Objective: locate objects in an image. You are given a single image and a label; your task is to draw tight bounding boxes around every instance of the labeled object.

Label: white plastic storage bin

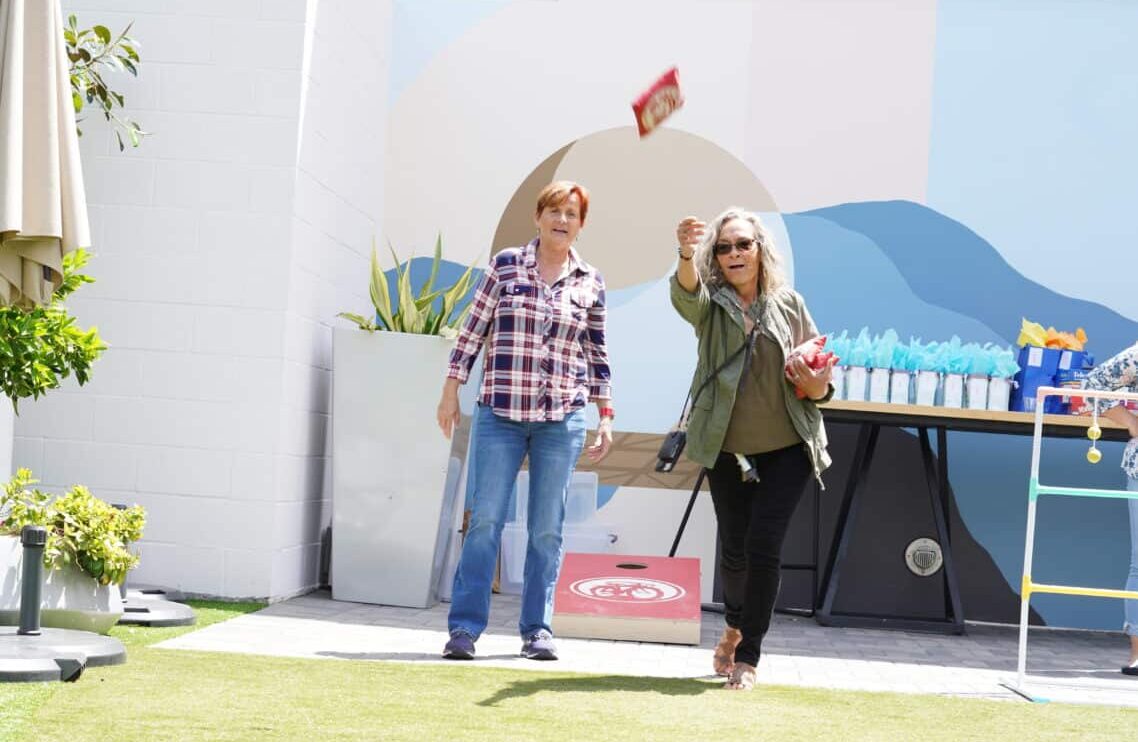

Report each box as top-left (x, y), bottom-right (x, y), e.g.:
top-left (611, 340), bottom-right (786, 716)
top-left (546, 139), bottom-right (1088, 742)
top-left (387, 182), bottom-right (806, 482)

top-left (499, 521), bottom-right (615, 595)
top-left (514, 471), bottom-right (598, 525)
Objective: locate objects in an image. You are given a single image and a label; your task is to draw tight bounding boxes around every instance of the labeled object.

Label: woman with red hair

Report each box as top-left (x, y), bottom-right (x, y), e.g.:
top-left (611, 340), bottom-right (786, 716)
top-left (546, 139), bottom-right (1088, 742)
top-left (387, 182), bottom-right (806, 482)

top-left (437, 181), bottom-right (614, 662)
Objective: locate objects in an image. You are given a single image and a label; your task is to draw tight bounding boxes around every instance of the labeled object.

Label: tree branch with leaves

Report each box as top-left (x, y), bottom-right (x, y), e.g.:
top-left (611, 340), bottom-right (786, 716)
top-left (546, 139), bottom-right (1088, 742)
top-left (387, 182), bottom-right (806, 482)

top-left (64, 14), bottom-right (147, 151)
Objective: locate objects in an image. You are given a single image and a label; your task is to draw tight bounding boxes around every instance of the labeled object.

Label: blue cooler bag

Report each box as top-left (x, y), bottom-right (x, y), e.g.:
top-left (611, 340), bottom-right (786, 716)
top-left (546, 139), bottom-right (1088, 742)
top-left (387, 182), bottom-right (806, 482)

top-left (1010, 345), bottom-right (1061, 412)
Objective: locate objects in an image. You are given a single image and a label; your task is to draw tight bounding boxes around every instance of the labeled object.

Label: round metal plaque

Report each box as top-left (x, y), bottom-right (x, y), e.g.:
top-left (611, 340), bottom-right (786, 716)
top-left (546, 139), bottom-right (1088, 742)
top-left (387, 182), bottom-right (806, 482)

top-left (904, 537), bottom-right (943, 577)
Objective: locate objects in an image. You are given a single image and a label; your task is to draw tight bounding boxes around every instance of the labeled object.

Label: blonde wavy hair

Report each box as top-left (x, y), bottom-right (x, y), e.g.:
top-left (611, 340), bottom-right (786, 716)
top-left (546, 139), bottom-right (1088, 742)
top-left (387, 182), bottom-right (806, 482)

top-left (695, 207), bottom-right (787, 297)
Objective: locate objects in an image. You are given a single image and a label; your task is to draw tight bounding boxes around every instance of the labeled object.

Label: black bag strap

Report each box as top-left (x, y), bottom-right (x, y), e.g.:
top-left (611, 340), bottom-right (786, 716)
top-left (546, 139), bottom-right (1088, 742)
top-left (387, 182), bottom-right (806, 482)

top-left (675, 322), bottom-right (760, 431)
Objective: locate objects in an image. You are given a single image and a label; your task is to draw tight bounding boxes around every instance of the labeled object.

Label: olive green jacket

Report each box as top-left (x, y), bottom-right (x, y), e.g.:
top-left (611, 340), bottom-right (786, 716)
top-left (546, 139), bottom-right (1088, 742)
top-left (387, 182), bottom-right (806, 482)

top-left (670, 274), bottom-right (833, 485)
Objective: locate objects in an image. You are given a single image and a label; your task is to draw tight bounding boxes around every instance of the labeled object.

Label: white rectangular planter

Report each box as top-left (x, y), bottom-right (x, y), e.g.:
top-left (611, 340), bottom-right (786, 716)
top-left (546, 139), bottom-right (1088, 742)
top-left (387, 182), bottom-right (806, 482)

top-left (331, 329), bottom-right (463, 609)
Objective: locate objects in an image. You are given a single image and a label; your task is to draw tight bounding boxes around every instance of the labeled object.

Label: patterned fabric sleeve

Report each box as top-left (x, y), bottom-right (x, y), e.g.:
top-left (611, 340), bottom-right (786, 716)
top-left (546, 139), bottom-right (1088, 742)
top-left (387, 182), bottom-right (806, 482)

top-left (1083, 341), bottom-right (1138, 414)
top-left (445, 265), bottom-right (499, 383)
top-left (583, 274), bottom-right (612, 400)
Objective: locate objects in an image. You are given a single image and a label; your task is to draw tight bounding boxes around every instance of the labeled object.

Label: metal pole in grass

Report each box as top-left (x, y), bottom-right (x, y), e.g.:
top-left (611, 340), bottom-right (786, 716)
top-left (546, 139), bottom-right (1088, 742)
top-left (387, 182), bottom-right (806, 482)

top-left (17, 526), bottom-right (47, 635)
top-left (1014, 397), bottom-right (1047, 689)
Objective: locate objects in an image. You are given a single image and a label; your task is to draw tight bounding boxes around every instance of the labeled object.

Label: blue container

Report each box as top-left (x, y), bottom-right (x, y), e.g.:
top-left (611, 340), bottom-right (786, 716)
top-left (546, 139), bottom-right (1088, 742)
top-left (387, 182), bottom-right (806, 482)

top-left (1043, 350), bottom-right (1094, 413)
top-left (1010, 345), bottom-right (1061, 412)
top-left (1054, 367), bottom-right (1091, 415)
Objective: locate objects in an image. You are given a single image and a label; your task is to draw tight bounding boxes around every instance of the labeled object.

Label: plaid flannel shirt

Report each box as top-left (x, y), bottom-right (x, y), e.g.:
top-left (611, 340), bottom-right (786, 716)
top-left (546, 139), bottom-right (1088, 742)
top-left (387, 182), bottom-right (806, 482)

top-left (446, 240), bottom-right (612, 422)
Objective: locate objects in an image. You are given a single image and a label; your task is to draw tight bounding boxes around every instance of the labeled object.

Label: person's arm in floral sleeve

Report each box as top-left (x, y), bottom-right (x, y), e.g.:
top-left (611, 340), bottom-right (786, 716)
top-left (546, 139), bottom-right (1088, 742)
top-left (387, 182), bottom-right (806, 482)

top-left (1084, 342), bottom-right (1138, 436)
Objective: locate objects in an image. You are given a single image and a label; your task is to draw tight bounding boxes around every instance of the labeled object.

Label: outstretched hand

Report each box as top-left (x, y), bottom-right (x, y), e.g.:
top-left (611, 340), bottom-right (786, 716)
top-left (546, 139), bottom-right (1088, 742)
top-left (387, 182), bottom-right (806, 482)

top-left (436, 388), bottom-right (461, 439)
top-left (587, 419), bottom-right (613, 462)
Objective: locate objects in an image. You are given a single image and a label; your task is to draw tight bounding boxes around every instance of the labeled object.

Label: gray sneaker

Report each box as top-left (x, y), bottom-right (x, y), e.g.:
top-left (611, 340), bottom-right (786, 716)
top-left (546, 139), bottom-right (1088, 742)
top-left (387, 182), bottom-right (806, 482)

top-left (443, 631), bottom-right (475, 660)
top-left (521, 629), bottom-right (558, 661)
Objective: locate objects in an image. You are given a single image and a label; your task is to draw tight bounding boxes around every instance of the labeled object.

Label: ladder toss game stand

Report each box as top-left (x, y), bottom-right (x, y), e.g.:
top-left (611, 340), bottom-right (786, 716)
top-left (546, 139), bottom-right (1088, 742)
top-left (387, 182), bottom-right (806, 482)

top-left (1005, 386), bottom-right (1138, 702)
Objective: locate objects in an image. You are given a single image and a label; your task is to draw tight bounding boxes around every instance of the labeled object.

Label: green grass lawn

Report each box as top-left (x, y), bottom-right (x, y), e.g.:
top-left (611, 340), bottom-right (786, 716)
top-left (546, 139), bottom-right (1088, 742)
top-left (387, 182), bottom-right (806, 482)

top-left (4, 602), bottom-right (1138, 741)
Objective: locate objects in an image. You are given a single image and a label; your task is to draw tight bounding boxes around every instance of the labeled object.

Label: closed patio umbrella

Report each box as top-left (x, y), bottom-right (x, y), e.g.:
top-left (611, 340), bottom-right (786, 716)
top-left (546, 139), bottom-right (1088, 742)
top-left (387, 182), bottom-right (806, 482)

top-left (0, 0), bottom-right (89, 308)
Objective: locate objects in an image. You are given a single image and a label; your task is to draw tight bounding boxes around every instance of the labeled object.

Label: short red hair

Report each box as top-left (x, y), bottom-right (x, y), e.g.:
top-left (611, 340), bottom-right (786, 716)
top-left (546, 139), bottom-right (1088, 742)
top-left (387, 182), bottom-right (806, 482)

top-left (535, 181), bottom-right (589, 225)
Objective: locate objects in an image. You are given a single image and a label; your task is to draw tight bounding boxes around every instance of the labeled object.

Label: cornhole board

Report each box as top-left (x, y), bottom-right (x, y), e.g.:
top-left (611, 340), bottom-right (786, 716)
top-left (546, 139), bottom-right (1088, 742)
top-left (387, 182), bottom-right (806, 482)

top-left (552, 554), bottom-right (701, 645)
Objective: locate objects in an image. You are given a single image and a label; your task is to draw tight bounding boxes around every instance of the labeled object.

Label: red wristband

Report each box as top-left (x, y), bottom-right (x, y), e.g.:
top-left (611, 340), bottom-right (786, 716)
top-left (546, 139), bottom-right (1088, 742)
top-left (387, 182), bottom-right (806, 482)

top-left (598, 406), bottom-right (615, 420)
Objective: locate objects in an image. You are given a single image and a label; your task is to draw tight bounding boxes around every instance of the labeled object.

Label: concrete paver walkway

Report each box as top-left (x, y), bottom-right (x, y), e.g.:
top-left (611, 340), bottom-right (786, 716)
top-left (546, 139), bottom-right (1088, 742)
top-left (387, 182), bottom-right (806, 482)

top-left (158, 589), bottom-right (1138, 707)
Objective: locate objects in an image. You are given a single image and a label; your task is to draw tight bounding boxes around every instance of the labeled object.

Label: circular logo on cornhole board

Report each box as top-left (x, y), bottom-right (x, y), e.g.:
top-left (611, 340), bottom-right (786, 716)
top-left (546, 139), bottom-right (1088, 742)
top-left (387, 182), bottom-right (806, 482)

top-left (569, 577), bottom-right (685, 604)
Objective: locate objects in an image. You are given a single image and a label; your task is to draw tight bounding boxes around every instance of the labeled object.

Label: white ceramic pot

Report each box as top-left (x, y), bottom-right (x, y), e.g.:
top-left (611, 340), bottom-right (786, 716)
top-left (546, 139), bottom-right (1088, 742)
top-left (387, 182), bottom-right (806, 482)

top-left (830, 366), bottom-right (846, 401)
top-left (889, 370), bottom-right (912, 405)
top-left (915, 370), bottom-right (940, 406)
top-left (868, 368), bottom-right (891, 403)
top-left (966, 374), bottom-right (990, 410)
top-left (942, 373), bottom-right (965, 408)
top-left (0, 535), bottom-right (124, 634)
top-left (845, 366), bottom-right (868, 402)
top-left (988, 377), bottom-right (1013, 411)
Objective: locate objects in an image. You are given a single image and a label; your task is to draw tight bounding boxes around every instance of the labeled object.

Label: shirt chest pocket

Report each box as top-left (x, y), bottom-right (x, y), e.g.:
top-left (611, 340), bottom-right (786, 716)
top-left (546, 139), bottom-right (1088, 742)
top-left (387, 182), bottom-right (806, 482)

top-left (496, 282), bottom-right (541, 332)
top-left (498, 281), bottom-right (538, 308)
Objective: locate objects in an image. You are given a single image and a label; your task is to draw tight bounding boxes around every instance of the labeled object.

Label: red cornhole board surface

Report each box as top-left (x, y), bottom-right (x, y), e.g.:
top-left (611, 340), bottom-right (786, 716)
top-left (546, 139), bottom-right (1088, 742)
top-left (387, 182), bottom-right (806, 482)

top-left (552, 553), bottom-right (701, 645)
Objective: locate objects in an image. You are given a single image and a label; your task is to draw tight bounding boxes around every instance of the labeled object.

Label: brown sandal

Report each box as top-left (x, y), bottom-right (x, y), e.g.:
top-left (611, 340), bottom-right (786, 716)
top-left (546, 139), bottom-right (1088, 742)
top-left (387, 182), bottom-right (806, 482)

top-left (712, 627), bottom-right (742, 676)
top-left (724, 661), bottom-right (756, 691)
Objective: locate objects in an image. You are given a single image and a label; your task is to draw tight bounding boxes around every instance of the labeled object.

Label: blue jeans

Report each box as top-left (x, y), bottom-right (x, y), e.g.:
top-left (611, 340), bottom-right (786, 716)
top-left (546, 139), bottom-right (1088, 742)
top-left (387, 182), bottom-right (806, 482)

top-left (1125, 477), bottom-right (1138, 637)
top-left (448, 403), bottom-right (587, 639)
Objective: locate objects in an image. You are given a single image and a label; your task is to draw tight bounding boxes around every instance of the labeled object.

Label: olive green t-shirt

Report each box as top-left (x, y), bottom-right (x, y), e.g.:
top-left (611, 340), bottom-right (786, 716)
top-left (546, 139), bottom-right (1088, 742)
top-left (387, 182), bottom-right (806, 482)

top-left (721, 333), bottom-right (803, 455)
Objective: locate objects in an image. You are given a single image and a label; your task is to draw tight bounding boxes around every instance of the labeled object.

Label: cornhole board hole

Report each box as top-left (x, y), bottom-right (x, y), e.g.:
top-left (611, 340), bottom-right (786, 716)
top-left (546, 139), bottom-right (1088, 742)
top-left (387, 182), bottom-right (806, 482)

top-left (552, 554), bottom-right (701, 645)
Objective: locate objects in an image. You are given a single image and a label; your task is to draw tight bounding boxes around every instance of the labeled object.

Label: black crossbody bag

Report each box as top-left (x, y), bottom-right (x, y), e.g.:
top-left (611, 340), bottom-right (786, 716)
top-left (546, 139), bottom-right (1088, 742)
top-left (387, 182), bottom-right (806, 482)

top-left (655, 324), bottom-right (760, 472)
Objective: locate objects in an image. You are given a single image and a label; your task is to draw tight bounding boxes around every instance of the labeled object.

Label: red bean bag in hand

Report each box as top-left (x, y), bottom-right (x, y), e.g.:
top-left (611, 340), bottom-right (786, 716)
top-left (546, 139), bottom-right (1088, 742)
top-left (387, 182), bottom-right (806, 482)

top-left (785, 335), bottom-right (839, 399)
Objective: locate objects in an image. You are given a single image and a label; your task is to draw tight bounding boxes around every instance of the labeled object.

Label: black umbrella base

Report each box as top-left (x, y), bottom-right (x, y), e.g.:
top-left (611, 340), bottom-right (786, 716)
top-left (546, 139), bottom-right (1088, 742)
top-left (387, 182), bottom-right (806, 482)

top-left (118, 597), bottom-right (196, 627)
top-left (0, 627), bottom-right (126, 682)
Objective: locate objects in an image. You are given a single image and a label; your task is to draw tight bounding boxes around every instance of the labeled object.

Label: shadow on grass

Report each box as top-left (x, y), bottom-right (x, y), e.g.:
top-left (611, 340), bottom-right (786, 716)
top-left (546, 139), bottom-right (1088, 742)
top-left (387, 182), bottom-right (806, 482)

top-left (477, 674), bottom-right (720, 706)
top-left (317, 651), bottom-right (556, 662)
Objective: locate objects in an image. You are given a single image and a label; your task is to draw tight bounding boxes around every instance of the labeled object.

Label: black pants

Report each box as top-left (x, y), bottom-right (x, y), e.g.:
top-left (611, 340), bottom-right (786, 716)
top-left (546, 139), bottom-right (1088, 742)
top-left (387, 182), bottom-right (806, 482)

top-left (707, 443), bottom-right (812, 668)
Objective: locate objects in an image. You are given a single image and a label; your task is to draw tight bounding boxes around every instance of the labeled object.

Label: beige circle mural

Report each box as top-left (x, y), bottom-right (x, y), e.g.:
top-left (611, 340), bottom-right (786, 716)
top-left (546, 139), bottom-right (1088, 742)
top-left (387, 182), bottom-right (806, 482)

top-left (493, 127), bottom-right (778, 290)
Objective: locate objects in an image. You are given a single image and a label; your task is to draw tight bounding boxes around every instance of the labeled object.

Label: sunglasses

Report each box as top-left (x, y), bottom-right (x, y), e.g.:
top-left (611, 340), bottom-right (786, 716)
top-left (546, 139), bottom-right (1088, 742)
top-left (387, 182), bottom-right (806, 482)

top-left (713, 238), bottom-right (758, 256)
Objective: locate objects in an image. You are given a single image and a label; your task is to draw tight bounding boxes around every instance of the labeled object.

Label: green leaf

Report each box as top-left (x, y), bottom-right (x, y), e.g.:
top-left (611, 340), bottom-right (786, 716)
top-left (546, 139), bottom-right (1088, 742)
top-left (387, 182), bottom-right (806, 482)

top-left (422, 233), bottom-right (442, 298)
top-left (336, 312), bottom-right (377, 332)
top-left (413, 288), bottom-right (445, 312)
top-left (93, 25), bottom-right (111, 45)
top-left (369, 243), bottom-right (395, 331)
top-left (397, 253), bottom-right (423, 334)
top-left (440, 258), bottom-right (479, 326)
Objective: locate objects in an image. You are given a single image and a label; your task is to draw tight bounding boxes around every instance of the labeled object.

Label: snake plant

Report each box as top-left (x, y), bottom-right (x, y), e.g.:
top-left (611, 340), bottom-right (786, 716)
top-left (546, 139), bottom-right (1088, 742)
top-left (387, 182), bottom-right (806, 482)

top-left (338, 235), bottom-right (479, 338)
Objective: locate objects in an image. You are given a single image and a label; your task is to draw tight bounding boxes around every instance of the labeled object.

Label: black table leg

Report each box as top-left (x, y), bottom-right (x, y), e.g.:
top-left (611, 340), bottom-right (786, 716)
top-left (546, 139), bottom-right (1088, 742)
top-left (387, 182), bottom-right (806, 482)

top-left (816, 424), bottom-right (965, 634)
top-left (918, 427), bottom-right (964, 633)
top-left (816, 423), bottom-right (879, 621)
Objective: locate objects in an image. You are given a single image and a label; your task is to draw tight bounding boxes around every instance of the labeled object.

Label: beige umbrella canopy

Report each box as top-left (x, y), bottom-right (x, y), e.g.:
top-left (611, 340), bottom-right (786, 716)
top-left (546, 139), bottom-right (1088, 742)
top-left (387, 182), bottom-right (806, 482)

top-left (0, 0), bottom-right (90, 308)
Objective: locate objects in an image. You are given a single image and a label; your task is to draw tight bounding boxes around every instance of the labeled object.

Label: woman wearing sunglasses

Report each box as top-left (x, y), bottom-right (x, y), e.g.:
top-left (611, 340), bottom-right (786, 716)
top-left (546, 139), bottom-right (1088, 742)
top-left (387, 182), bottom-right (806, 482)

top-left (672, 208), bottom-right (834, 690)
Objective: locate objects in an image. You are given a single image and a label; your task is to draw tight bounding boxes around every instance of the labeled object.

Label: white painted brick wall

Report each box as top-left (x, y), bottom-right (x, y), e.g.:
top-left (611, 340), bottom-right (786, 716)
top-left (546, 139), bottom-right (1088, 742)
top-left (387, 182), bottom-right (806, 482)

top-left (12, 0), bottom-right (394, 600)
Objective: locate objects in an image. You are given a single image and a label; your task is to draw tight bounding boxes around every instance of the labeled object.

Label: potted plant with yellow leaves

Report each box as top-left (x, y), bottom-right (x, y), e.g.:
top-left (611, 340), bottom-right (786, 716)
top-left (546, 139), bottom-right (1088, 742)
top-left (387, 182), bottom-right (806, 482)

top-left (332, 237), bottom-right (478, 608)
top-left (1, 469), bottom-right (145, 634)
